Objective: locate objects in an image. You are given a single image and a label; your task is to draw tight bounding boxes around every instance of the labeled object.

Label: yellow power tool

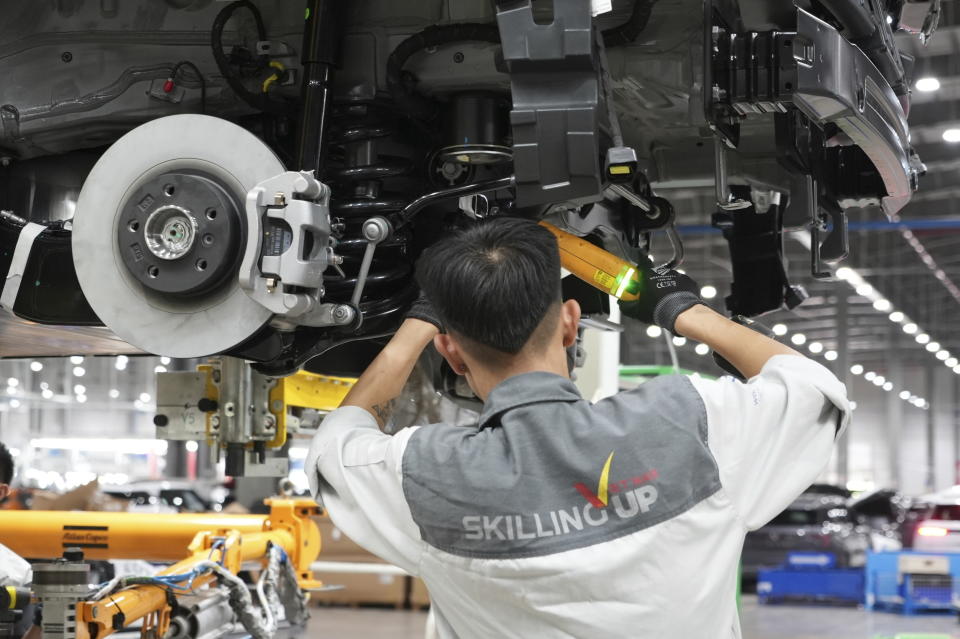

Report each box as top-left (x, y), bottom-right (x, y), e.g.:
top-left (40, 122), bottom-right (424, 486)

top-left (540, 221), bottom-right (642, 302)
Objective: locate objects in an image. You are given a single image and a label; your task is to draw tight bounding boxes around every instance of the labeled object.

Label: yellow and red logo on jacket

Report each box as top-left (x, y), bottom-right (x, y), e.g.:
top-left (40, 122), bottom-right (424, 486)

top-left (574, 452), bottom-right (659, 509)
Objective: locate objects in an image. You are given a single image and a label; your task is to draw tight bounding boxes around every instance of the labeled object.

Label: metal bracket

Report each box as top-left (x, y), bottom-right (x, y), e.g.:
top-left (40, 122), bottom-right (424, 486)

top-left (714, 138), bottom-right (751, 211)
top-left (811, 200), bottom-right (849, 279)
top-left (496, 0), bottom-right (604, 206)
top-left (154, 358), bottom-right (355, 477)
top-left (0, 222), bottom-right (45, 311)
top-left (240, 171), bottom-right (353, 327)
top-left (350, 217), bottom-right (392, 309)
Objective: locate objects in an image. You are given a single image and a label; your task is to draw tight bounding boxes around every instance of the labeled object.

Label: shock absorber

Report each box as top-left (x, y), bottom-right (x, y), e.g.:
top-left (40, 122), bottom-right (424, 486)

top-left (323, 100), bottom-right (421, 316)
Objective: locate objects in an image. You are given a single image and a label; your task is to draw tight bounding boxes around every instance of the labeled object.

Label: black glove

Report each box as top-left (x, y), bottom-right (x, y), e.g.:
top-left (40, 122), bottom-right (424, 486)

top-left (618, 262), bottom-right (704, 332)
top-left (406, 292), bottom-right (443, 331)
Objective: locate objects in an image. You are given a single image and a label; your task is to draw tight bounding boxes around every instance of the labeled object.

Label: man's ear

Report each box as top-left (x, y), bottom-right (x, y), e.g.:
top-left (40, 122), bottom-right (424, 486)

top-left (0, 485), bottom-right (9, 502)
top-left (434, 333), bottom-right (468, 375)
top-left (560, 299), bottom-right (581, 348)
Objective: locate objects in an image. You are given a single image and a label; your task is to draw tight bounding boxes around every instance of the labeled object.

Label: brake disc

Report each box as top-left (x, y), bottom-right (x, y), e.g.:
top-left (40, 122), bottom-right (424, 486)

top-left (73, 114), bottom-right (283, 358)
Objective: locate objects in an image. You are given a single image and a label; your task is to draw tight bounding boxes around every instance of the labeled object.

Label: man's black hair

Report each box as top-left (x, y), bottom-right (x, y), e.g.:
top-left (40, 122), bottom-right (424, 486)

top-left (0, 442), bottom-right (13, 486)
top-left (416, 217), bottom-right (561, 354)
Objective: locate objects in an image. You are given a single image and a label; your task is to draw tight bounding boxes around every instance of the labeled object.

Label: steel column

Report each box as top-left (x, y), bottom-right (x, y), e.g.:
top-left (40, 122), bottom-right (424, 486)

top-left (835, 292), bottom-right (849, 484)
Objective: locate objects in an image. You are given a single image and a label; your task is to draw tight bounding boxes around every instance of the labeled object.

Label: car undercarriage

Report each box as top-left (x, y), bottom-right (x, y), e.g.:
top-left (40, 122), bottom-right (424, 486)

top-left (0, 0), bottom-right (936, 371)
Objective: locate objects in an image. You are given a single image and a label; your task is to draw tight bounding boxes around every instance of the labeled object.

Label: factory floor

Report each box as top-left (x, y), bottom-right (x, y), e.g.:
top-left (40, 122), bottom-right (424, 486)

top-left (307, 596), bottom-right (960, 638)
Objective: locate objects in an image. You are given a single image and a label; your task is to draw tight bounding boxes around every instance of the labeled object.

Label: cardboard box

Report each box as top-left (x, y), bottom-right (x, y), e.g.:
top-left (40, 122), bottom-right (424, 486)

top-left (314, 516), bottom-right (368, 557)
top-left (311, 554), bottom-right (407, 607)
top-left (410, 576), bottom-right (431, 609)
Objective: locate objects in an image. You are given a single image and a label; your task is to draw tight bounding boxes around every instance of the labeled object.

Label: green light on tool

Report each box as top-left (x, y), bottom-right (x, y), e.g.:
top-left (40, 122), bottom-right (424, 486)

top-left (614, 267), bottom-right (635, 298)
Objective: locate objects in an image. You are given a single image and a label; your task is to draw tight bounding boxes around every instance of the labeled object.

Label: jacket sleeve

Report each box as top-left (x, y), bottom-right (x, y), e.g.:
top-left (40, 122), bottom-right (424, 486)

top-left (689, 355), bottom-right (851, 530)
top-left (305, 406), bottom-right (424, 575)
top-left (0, 543), bottom-right (32, 586)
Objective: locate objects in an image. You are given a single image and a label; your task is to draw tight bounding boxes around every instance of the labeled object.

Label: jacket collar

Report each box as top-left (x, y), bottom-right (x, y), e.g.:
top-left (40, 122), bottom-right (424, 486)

top-left (477, 371), bottom-right (583, 429)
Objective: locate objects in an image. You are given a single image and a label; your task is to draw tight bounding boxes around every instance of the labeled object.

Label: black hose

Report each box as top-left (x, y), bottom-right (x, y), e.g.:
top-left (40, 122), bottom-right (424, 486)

top-left (602, 0), bottom-right (658, 47)
top-left (210, 0), bottom-right (293, 116)
top-left (171, 61), bottom-right (206, 114)
top-left (386, 23), bottom-right (501, 122)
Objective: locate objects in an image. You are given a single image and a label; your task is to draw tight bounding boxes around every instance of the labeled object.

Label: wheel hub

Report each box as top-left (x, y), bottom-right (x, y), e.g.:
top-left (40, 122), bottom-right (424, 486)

top-left (118, 171), bottom-right (243, 297)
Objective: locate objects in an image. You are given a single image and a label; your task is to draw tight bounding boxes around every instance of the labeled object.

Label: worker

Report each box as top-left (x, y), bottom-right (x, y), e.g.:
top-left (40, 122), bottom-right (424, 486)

top-left (305, 217), bottom-right (849, 638)
top-left (0, 442), bottom-right (38, 639)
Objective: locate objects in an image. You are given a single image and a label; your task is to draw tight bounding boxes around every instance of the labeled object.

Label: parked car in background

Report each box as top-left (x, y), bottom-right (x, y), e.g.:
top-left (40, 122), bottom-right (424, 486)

top-left (847, 489), bottom-right (909, 547)
top-left (104, 480), bottom-right (212, 513)
top-left (901, 497), bottom-right (934, 549)
top-left (742, 493), bottom-right (871, 579)
top-left (911, 486), bottom-right (960, 552)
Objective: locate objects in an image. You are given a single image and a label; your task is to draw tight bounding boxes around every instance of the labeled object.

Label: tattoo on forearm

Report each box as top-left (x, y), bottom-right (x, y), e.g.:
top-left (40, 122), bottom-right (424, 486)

top-left (371, 400), bottom-right (396, 423)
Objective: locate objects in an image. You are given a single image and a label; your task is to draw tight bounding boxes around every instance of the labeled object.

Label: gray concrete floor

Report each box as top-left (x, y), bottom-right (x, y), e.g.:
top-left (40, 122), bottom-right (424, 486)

top-left (306, 596), bottom-right (960, 638)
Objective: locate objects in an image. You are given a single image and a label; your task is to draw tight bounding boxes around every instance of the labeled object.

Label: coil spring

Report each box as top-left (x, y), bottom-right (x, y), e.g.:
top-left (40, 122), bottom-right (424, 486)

top-left (323, 101), bottom-right (418, 310)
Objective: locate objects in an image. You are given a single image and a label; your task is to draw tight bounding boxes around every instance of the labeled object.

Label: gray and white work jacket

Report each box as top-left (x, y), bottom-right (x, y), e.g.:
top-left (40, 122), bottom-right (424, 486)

top-left (306, 355), bottom-right (850, 638)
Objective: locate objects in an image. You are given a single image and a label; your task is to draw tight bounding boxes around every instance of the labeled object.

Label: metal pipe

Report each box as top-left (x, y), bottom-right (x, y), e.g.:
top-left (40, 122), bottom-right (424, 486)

top-left (398, 176), bottom-right (515, 224)
top-left (0, 510), bottom-right (268, 561)
top-left (662, 224), bottom-right (684, 270)
top-left (607, 183), bottom-right (652, 213)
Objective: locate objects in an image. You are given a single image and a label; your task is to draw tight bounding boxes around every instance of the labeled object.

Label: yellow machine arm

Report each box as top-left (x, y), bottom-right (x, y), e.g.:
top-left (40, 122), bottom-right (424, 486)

top-left (156, 358), bottom-right (355, 476)
top-left (0, 499), bottom-right (322, 639)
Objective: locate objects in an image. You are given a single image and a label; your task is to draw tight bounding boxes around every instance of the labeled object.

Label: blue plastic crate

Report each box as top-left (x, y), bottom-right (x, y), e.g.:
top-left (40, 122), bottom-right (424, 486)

top-left (757, 567), bottom-right (864, 605)
top-left (865, 551), bottom-right (960, 615)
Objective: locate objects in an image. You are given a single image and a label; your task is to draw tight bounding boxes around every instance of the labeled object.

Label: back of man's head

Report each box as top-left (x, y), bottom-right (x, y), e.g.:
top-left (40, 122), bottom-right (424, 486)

top-left (416, 217), bottom-right (561, 356)
top-left (0, 442), bottom-right (13, 487)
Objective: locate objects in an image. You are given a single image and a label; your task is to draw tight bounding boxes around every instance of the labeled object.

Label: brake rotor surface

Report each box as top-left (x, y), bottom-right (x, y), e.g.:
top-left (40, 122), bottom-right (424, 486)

top-left (73, 115), bottom-right (283, 357)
